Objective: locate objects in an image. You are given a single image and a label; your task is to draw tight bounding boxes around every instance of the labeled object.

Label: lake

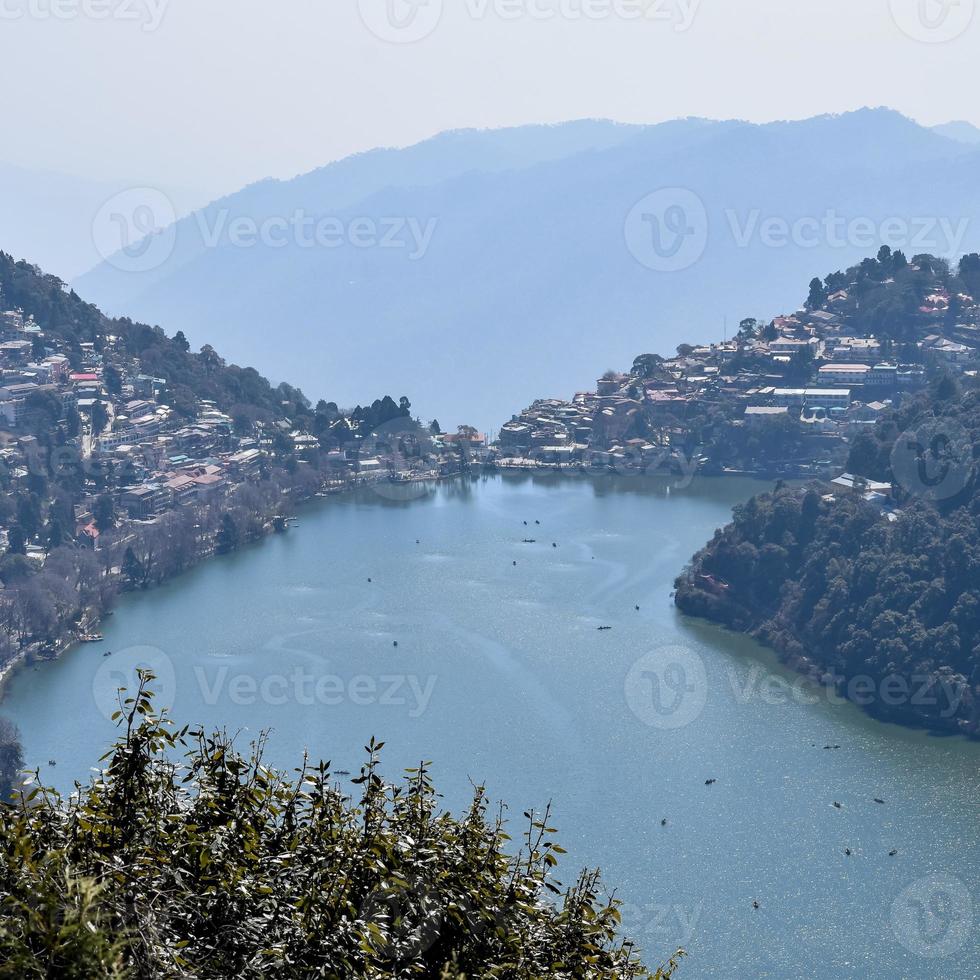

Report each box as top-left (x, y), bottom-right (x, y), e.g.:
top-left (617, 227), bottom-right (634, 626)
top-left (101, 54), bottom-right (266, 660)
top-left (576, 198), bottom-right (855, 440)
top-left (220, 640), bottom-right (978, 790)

top-left (2, 473), bottom-right (978, 978)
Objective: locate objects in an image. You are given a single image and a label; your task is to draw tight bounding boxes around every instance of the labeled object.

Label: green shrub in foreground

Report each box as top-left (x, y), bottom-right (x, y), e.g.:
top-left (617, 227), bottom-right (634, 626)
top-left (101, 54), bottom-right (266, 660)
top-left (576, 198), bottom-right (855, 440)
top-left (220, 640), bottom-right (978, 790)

top-left (0, 674), bottom-right (682, 979)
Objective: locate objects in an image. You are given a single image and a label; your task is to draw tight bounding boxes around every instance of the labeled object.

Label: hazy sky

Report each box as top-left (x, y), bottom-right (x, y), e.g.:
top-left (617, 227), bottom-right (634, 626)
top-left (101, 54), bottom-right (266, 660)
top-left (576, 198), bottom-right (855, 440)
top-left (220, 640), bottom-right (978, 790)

top-left (1, 0), bottom-right (977, 195)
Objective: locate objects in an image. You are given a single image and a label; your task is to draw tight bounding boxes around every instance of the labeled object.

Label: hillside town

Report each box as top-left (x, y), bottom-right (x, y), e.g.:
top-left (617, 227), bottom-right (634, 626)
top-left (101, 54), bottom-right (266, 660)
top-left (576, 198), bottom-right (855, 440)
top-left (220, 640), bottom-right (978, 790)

top-left (0, 261), bottom-right (490, 671)
top-left (0, 305), bottom-right (488, 560)
top-left (495, 250), bottom-right (976, 497)
top-left (2, 249), bottom-right (977, 671)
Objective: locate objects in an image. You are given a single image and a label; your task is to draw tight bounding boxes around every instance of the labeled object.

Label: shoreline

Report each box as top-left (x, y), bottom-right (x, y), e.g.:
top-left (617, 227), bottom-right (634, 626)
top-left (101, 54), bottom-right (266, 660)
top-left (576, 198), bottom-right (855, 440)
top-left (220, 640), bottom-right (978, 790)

top-left (4, 466), bottom-right (979, 747)
top-left (0, 465), bottom-right (777, 704)
top-left (490, 457), bottom-right (822, 482)
top-left (0, 629), bottom-right (81, 701)
top-left (675, 583), bottom-right (980, 741)
top-left (0, 469), bottom-right (472, 705)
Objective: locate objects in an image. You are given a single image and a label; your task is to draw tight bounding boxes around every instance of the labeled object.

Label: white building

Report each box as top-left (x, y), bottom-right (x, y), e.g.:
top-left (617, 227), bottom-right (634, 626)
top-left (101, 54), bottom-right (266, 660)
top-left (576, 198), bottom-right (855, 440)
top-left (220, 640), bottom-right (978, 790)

top-left (818, 364), bottom-right (870, 386)
top-left (772, 388), bottom-right (851, 409)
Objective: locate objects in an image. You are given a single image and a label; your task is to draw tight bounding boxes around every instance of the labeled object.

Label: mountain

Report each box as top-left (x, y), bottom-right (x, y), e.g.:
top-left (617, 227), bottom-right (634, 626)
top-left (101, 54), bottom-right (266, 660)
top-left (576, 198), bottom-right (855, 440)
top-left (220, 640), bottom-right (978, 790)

top-left (76, 110), bottom-right (980, 430)
top-left (932, 121), bottom-right (980, 145)
top-left (0, 162), bottom-right (211, 281)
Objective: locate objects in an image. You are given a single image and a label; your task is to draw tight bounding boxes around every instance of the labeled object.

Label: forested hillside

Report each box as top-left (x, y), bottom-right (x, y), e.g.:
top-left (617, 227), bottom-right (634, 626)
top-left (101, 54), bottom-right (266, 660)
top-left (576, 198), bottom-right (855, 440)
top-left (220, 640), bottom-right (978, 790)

top-left (676, 255), bottom-right (980, 734)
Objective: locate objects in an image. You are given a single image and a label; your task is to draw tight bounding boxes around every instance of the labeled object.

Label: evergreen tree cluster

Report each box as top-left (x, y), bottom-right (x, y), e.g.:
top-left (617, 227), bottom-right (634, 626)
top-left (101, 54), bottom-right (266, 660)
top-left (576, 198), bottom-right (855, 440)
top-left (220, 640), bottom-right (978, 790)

top-left (677, 383), bottom-right (980, 733)
top-left (0, 677), bottom-right (680, 980)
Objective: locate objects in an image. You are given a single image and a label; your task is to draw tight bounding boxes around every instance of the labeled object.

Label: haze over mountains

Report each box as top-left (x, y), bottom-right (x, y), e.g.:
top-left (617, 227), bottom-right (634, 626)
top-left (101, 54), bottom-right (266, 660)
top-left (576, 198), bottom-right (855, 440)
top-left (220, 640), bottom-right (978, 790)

top-left (74, 109), bottom-right (980, 429)
top-left (931, 121), bottom-right (980, 145)
top-left (0, 162), bottom-right (210, 282)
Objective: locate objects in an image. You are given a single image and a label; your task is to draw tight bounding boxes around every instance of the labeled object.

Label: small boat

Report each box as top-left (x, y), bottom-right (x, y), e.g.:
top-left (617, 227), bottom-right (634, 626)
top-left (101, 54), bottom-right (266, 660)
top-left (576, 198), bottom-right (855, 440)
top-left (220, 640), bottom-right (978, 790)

top-left (103, 651), bottom-right (113, 658)
top-left (705, 779), bottom-right (718, 786)
top-left (597, 626), bottom-right (613, 631)
top-left (80, 634), bottom-right (104, 643)
top-left (48, 760), bottom-right (57, 767)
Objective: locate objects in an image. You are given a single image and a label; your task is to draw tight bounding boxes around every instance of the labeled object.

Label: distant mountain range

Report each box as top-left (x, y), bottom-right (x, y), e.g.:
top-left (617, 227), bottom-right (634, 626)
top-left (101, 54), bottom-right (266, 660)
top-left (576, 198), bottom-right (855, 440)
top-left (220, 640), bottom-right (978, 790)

top-left (0, 162), bottom-right (211, 282)
top-left (74, 109), bottom-right (980, 429)
top-left (931, 121), bottom-right (980, 144)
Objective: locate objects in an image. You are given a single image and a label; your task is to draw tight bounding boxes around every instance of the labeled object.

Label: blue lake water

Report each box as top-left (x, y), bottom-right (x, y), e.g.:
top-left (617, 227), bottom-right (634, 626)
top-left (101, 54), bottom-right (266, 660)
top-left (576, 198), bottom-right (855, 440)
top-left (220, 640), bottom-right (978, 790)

top-left (3, 473), bottom-right (978, 978)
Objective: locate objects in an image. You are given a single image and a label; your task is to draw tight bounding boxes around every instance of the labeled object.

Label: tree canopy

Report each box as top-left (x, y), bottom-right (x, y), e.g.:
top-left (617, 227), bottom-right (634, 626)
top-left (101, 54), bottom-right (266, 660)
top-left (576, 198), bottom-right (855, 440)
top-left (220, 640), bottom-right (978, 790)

top-left (0, 676), bottom-right (681, 979)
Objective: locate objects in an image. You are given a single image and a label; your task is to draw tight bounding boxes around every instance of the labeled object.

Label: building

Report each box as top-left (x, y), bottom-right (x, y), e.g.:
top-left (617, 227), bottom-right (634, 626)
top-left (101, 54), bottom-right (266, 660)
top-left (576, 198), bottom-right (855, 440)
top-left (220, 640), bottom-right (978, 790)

top-left (0, 340), bottom-right (32, 364)
top-left (828, 338), bottom-right (881, 361)
top-left (928, 339), bottom-right (975, 368)
top-left (897, 366), bottom-right (926, 388)
top-left (42, 355), bottom-right (71, 382)
top-left (818, 364), bottom-right (870, 386)
top-left (133, 375), bottom-right (167, 399)
top-left (0, 399), bottom-right (24, 426)
top-left (498, 421), bottom-right (534, 453)
top-left (744, 406), bottom-right (790, 427)
top-left (831, 473), bottom-right (893, 497)
top-left (226, 448), bottom-right (264, 480)
top-left (120, 484), bottom-right (171, 519)
top-left (164, 474), bottom-right (199, 506)
top-left (866, 363), bottom-right (898, 387)
top-left (808, 310), bottom-right (841, 327)
top-left (772, 388), bottom-right (851, 409)
top-left (596, 373), bottom-right (629, 397)
top-left (769, 337), bottom-right (817, 354)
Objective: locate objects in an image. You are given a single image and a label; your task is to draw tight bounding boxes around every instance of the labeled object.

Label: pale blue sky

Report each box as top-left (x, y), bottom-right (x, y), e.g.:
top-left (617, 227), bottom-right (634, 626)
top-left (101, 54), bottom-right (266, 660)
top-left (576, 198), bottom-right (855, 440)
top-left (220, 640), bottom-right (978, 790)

top-left (1, 0), bottom-right (977, 194)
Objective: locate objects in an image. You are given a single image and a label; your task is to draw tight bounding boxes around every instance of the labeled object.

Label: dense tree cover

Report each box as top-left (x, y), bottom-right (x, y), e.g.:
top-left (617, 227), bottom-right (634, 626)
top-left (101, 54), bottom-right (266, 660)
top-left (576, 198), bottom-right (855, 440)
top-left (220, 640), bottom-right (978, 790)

top-left (815, 247), bottom-right (977, 348)
top-left (675, 252), bottom-right (980, 732)
top-left (677, 387), bottom-right (980, 734)
top-left (0, 720), bottom-right (23, 804)
top-left (677, 485), bottom-right (978, 732)
top-left (0, 677), bottom-right (681, 979)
